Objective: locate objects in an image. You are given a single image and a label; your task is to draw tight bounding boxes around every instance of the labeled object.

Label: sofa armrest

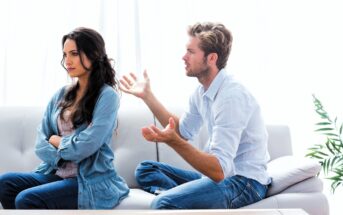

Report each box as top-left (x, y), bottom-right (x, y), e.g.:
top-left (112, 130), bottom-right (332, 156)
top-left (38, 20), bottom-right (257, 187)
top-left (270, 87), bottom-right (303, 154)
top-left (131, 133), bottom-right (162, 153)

top-left (280, 176), bottom-right (323, 194)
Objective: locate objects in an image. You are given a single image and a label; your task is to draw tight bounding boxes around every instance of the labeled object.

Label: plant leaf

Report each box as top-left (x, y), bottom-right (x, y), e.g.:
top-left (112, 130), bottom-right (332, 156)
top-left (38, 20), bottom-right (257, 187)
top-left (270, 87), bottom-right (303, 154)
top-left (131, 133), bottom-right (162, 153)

top-left (316, 122), bottom-right (332, 126)
top-left (307, 95), bottom-right (343, 193)
top-left (315, 128), bottom-right (334, 132)
top-left (323, 133), bottom-right (339, 137)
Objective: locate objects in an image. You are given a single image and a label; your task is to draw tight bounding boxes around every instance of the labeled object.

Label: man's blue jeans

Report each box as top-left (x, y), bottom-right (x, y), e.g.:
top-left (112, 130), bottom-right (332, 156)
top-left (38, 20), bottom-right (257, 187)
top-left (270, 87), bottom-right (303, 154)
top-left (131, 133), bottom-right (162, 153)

top-left (135, 160), bottom-right (268, 209)
top-left (0, 172), bottom-right (78, 209)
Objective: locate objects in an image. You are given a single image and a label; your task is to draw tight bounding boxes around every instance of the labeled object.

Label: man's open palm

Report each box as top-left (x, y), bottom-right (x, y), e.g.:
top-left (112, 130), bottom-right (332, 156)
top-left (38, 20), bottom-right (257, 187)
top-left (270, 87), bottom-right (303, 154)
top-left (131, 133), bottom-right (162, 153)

top-left (119, 70), bottom-right (151, 99)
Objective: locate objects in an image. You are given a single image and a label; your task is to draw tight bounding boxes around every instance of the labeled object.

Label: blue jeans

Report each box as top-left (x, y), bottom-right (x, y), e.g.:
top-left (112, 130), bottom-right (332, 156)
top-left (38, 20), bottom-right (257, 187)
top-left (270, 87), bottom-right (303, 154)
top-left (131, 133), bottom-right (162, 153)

top-left (0, 172), bottom-right (78, 209)
top-left (135, 160), bottom-right (268, 209)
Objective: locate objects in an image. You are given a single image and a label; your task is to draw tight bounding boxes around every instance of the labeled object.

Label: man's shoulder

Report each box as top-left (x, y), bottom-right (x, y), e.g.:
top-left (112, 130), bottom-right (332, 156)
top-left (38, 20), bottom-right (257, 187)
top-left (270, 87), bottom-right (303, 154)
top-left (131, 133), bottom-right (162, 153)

top-left (220, 77), bottom-right (251, 98)
top-left (216, 78), bottom-right (259, 110)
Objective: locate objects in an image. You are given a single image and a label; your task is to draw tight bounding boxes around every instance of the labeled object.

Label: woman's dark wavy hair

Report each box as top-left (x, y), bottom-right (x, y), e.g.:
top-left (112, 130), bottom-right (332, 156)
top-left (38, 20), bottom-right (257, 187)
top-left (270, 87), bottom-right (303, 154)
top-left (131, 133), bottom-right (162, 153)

top-left (60, 27), bottom-right (117, 128)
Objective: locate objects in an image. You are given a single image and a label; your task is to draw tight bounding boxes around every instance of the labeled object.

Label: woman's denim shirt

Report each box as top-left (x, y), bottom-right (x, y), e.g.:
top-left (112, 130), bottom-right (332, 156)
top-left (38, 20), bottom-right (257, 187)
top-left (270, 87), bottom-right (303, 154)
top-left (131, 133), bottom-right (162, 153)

top-left (34, 85), bottom-right (129, 209)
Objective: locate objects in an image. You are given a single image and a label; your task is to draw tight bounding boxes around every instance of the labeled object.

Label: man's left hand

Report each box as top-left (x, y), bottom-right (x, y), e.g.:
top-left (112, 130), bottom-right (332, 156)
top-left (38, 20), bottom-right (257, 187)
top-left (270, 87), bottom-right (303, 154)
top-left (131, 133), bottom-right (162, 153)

top-left (141, 117), bottom-right (181, 146)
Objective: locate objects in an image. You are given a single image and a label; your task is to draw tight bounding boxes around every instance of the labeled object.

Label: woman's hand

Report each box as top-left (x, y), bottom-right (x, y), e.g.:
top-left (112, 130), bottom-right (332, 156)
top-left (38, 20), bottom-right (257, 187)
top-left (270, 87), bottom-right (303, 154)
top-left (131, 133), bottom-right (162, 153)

top-left (119, 70), bottom-right (151, 100)
top-left (49, 135), bottom-right (62, 148)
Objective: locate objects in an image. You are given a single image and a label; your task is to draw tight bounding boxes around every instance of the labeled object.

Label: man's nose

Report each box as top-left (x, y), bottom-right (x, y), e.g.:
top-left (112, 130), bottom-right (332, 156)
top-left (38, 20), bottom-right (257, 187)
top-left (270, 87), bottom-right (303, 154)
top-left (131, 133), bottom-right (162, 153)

top-left (182, 54), bottom-right (187, 61)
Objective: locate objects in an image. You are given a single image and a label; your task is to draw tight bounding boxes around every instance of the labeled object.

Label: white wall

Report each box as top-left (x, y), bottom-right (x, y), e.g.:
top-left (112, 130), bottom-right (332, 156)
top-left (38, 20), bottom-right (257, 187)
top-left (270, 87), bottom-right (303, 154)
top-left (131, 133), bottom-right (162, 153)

top-left (1, 0), bottom-right (343, 157)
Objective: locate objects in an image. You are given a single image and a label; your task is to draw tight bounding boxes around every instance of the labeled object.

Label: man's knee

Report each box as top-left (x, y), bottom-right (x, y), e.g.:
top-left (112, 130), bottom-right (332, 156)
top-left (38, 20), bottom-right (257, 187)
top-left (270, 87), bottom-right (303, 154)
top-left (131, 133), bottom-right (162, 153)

top-left (135, 160), bottom-right (157, 184)
top-left (151, 195), bottom-right (178, 209)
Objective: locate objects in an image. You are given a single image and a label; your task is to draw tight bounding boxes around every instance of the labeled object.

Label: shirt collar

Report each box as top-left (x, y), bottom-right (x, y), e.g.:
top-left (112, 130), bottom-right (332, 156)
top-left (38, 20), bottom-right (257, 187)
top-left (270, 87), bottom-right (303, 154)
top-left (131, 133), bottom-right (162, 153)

top-left (202, 69), bottom-right (227, 101)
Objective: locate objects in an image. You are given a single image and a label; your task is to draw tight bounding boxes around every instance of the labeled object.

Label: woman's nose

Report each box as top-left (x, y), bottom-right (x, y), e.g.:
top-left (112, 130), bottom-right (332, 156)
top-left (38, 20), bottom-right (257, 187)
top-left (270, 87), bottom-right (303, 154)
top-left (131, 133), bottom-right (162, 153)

top-left (65, 56), bottom-right (72, 66)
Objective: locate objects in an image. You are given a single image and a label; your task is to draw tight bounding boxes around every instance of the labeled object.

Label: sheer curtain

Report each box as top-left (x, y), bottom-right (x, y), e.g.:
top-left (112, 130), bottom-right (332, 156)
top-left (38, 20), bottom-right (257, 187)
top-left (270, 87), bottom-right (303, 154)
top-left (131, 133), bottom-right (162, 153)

top-left (1, 0), bottom-right (343, 155)
top-left (1, 0), bottom-right (96, 105)
top-left (0, 0), bottom-right (135, 106)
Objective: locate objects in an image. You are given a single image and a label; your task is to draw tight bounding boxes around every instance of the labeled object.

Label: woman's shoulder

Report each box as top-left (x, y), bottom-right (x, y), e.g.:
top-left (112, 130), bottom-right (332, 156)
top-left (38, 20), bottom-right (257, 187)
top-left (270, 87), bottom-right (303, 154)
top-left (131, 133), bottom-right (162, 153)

top-left (98, 84), bottom-right (119, 103)
top-left (51, 85), bottom-right (67, 101)
top-left (100, 84), bottom-right (118, 95)
top-left (101, 84), bottom-right (116, 92)
top-left (100, 84), bottom-right (118, 96)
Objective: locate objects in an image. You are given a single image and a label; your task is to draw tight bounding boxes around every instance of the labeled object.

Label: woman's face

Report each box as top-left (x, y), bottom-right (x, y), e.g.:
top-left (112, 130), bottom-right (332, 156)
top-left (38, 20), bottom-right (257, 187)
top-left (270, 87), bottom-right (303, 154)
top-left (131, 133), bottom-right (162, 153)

top-left (63, 38), bottom-right (91, 79)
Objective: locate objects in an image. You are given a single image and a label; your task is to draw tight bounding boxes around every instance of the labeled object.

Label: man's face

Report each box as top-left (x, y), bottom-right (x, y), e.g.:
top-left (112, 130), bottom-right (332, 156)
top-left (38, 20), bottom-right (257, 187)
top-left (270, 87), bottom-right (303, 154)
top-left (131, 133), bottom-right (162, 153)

top-left (182, 36), bottom-right (210, 78)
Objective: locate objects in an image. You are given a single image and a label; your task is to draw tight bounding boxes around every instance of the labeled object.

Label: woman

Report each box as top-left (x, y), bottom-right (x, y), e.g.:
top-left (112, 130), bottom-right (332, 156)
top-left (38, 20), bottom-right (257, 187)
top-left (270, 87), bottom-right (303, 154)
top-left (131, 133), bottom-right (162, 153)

top-left (0, 27), bottom-right (129, 209)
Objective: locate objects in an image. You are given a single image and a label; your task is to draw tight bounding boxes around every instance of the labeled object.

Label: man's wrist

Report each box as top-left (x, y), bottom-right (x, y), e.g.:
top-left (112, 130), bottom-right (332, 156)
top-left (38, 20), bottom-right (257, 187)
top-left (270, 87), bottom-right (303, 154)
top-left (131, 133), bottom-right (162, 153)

top-left (167, 134), bottom-right (184, 148)
top-left (143, 91), bottom-right (155, 104)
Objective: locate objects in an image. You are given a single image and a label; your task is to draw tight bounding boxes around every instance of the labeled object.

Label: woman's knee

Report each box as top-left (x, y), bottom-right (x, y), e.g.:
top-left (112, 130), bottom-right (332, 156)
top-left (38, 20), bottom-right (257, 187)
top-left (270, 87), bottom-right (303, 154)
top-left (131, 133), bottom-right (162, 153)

top-left (0, 173), bottom-right (18, 198)
top-left (15, 188), bottom-right (48, 209)
top-left (0, 174), bottom-right (8, 197)
top-left (15, 190), bottom-right (36, 209)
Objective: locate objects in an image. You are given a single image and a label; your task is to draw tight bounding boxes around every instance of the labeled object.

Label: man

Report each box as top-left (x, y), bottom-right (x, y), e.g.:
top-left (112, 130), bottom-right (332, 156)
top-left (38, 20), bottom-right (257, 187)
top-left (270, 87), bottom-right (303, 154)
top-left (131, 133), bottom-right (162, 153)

top-left (119, 22), bottom-right (270, 209)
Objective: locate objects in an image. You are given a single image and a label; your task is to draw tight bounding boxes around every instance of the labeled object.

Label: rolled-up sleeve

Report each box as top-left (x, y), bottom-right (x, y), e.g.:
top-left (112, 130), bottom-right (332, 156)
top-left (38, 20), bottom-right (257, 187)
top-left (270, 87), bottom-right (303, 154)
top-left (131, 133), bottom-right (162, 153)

top-left (209, 95), bottom-right (254, 178)
top-left (35, 88), bottom-right (64, 168)
top-left (179, 93), bottom-right (203, 141)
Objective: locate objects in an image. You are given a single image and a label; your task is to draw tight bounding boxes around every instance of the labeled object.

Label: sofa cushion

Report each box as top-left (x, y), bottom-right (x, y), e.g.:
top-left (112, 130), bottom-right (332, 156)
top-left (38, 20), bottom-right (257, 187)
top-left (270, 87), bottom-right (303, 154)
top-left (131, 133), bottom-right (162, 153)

top-left (114, 189), bottom-right (154, 209)
top-left (280, 176), bottom-right (323, 194)
top-left (266, 125), bottom-right (292, 161)
top-left (112, 102), bottom-right (158, 188)
top-left (0, 107), bottom-right (43, 173)
top-left (243, 192), bottom-right (329, 215)
top-left (267, 156), bottom-right (321, 196)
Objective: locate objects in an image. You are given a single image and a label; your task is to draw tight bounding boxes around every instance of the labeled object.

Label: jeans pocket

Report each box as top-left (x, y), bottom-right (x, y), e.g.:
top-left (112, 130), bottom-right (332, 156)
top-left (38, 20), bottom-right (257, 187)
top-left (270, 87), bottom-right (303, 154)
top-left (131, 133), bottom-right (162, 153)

top-left (247, 181), bottom-right (264, 200)
top-left (230, 178), bottom-right (266, 208)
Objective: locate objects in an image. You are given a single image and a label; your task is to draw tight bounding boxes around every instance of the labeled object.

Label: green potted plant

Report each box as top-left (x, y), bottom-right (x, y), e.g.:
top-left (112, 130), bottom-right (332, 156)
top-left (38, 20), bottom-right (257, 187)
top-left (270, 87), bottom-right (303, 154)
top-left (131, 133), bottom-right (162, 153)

top-left (306, 95), bottom-right (343, 193)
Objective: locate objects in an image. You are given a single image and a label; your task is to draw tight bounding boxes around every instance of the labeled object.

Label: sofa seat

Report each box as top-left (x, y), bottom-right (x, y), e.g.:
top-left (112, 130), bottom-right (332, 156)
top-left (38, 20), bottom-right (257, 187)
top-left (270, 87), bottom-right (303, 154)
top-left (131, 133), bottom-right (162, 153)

top-left (115, 189), bottom-right (154, 209)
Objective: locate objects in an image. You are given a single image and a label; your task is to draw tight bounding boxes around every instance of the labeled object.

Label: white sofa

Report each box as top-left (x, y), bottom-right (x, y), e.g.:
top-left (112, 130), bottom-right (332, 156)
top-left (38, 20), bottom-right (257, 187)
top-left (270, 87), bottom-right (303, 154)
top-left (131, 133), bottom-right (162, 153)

top-left (0, 105), bottom-right (329, 215)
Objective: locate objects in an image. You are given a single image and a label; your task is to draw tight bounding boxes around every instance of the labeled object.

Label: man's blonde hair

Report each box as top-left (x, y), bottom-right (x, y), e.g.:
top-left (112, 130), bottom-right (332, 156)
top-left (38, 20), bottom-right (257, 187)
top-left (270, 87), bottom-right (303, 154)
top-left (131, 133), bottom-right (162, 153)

top-left (188, 22), bottom-right (233, 70)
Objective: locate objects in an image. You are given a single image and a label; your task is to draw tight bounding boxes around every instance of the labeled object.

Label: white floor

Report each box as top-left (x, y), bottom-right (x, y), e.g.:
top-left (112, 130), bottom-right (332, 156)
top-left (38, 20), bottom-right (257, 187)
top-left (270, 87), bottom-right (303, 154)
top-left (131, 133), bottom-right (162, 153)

top-left (322, 179), bottom-right (343, 215)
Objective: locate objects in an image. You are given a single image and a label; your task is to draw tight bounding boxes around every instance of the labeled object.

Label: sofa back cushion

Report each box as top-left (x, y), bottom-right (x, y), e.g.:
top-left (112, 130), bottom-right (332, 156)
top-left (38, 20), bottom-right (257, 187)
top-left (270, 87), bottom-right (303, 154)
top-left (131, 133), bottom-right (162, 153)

top-left (112, 105), bottom-right (158, 188)
top-left (158, 123), bottom-right (293, 170)
top-left (0, 104), bottom-right (158, 189)
top-left (0, 105), bottom-right (294, 189)
top-left (157, 107), bottom-right (293, 169)
top-left (266, 125), bottom-right (293, 160)
top-left (0, 107), bottom-right (43, 173)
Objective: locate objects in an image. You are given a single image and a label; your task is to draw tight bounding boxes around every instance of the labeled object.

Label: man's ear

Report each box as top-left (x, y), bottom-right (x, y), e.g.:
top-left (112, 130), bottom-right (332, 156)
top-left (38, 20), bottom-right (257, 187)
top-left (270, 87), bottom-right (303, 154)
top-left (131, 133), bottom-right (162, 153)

top-left (207, 53), bottom-right (218, 66)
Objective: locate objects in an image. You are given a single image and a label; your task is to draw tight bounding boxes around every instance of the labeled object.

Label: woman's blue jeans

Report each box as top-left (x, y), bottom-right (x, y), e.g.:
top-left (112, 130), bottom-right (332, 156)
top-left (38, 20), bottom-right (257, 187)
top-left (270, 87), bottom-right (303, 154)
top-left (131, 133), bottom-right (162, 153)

top-left (0, 172), bottom-right (78, 209)
top-left (135, 160), bottom-right (268, 209)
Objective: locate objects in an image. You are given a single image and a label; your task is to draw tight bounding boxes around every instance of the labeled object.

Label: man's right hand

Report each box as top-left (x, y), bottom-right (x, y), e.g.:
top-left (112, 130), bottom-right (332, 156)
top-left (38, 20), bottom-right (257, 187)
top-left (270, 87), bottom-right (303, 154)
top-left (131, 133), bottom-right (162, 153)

top-left (119, 70), bottom-right (151, 100)
top-left (120, 69), bottom-right (176, 130)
